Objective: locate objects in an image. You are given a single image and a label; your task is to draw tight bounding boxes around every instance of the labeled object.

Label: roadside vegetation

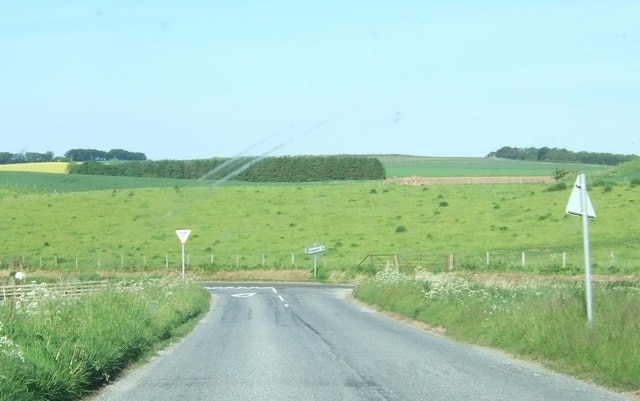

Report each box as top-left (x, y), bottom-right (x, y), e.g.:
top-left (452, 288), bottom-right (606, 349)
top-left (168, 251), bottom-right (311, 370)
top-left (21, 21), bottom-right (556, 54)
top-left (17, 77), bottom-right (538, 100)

top-left (354, 268), bottom-right (640, 394)
top-left (0, 277), bottom-right (210, 400)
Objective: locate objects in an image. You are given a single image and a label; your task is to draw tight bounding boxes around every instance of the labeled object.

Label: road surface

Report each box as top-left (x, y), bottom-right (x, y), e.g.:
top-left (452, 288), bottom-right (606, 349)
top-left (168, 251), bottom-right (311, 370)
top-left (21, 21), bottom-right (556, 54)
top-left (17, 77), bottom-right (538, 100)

top-left (89, 283), bottom-right (627, 401)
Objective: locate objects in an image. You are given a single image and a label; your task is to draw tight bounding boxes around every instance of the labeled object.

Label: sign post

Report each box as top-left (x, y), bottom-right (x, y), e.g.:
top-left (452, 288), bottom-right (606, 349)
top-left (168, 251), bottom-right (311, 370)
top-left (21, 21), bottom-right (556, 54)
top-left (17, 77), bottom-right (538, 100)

top-left (565, 174), bottom-right (596, 324)
top-left (305, 244), bottom-right (326, 278)
top-left (176, 229), bottom-right (192, 279)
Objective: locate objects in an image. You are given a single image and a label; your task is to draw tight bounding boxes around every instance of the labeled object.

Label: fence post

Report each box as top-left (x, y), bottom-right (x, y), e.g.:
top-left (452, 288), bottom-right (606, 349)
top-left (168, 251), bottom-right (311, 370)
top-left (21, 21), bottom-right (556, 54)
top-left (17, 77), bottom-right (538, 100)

top-left (522, 252), bottom-right (526, 268)
top-left (563, 252), bottom-right (567, 268)
top-left (486, 252), bottom-right (490, 266)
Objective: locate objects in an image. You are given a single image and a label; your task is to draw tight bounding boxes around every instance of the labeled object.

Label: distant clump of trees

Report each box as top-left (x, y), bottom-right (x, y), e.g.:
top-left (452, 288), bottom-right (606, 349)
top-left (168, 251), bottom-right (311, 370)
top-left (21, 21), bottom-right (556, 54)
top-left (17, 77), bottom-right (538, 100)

top-left (487, 146), bottom-right (637, 166)
top-left (68, 155), bottom-right (386, 182)
top-left (64, 149), bottom-right (147, 162)
top-left (0, 148), bottom-right (146, 164)
top-left (0, 151), bottom-right (56, 164)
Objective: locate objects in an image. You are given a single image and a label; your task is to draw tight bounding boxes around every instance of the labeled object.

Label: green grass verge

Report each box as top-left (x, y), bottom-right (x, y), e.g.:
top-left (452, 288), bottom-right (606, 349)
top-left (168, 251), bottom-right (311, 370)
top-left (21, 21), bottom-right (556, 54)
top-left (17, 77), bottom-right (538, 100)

top-left (354, 268), bottom-right (640, 393)
top-left (0, 278), bottom-right (210, 400)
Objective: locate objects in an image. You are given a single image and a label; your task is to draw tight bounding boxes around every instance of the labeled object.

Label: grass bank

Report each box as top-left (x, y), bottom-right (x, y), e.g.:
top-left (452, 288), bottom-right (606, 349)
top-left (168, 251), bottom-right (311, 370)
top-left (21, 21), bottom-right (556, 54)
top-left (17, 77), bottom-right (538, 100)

top-left (354, 268), bottom-right (640, 394)
top-left (0, 277), bottom-right (210, 401)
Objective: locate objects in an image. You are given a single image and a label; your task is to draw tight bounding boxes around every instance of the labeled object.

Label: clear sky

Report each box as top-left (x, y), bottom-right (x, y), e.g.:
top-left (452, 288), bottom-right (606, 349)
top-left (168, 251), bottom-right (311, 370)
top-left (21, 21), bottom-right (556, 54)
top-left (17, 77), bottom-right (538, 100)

top-left (1, 1), bottom-right (639, 160)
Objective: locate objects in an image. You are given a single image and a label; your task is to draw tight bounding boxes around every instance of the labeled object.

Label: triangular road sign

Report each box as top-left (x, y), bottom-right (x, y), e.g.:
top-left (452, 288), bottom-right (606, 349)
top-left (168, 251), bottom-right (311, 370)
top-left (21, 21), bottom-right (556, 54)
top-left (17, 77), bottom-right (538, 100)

top-left (566, 174), bottom-right (596, 218)
top-left (176, 229), bottom-right (192, 244)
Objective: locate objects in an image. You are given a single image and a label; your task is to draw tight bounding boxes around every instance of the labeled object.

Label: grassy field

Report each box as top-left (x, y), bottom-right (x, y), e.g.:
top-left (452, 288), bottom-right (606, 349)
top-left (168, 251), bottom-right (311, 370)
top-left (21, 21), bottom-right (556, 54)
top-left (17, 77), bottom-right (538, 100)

top-left (376, 155), bottom-right (610, 178)
top-left (0, 158), bottom-right (639, 277)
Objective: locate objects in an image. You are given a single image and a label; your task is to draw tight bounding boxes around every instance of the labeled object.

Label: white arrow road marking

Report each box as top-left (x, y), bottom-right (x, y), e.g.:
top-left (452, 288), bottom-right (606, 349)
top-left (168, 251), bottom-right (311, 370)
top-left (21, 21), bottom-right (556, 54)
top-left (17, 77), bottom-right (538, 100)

top-left (231, 293), bottom-right (257, 298)
top-left (205, 286), bottom-right (288, 307)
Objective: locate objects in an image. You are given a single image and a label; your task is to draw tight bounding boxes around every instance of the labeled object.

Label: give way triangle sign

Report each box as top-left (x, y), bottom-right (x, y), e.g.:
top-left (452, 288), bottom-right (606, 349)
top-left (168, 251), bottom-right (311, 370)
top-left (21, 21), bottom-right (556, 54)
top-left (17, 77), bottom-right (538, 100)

top-left (176, 229), bottom-right (192, 244)
top-left (566, 174), bottom-right (596, 219)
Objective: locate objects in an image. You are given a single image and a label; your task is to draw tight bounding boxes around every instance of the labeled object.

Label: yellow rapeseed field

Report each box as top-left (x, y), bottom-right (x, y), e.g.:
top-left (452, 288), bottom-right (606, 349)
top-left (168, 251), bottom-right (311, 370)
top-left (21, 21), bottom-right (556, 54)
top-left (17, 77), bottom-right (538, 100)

top-left (0, 162), bottom-right (69, 173)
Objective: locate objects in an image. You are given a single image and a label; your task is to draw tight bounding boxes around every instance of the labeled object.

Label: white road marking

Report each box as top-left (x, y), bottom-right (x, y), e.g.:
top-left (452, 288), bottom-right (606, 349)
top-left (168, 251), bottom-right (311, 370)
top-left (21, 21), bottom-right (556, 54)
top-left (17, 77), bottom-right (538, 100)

top-left (231, 293), bottom-right (256, 298)
top-left (205, 286), bottom-right (276, 291)
top-left (205, 286), bottom-right (289, 308)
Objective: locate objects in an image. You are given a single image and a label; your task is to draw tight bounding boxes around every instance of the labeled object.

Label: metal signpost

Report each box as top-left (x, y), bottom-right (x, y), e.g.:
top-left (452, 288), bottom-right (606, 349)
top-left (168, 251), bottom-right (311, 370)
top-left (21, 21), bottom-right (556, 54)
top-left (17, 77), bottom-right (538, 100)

top-left (565, 174), bottom-right (596, 324)
top-left (175, 229), bottom-right (192, 279)
top-left (305, 244), bottom-right (326, 278)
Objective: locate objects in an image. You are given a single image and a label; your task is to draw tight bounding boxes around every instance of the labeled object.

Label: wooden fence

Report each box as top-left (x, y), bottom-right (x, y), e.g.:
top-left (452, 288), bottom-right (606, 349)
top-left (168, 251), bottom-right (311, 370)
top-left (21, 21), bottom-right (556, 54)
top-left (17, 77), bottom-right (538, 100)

top-left (0, 280), bottom-right (109, 300)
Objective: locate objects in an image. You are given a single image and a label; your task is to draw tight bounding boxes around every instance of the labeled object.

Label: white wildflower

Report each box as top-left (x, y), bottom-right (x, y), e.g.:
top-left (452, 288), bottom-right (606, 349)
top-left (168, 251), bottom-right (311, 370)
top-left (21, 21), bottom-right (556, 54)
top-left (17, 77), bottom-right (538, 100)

top-left (0, 321), bottom-right (25, 363)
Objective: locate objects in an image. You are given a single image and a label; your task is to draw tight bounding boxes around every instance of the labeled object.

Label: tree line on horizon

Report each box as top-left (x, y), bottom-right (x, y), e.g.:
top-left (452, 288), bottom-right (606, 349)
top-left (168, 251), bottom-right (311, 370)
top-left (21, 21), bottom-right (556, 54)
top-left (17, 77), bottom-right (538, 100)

top-left (0, 148), bottom-right (147, 164)
top-left (487, 146), bottom-right (637, 165)
top-left (3, 146), bottom-right (636, 167)
top-left (67, 155), bottom-right (386, 182)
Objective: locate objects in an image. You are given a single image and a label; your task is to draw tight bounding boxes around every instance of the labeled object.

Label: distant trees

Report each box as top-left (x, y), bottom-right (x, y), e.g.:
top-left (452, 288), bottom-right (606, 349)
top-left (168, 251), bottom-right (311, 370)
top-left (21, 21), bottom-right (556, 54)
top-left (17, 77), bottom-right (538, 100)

top-left (64, 148), bottom-right (146, 162)
top-left (487, 146), bottom-right (637, 166)
top-left (67, 156), bottom-right (386, 182)
top-left (0, 151), bottom-right (54, 164)
top-left (0, 148), bottom-right (146, 164)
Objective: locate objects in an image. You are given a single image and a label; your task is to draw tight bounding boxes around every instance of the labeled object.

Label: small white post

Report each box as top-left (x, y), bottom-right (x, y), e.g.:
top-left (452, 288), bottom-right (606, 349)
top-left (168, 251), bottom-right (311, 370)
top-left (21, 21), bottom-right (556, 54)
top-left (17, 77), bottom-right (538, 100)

top-left (522, 252), bottom-right (526, 268)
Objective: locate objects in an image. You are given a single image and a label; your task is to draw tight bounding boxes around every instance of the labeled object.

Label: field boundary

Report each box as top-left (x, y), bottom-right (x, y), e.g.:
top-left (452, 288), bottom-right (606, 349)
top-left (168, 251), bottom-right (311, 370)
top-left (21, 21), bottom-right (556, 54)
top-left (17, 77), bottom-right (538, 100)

top-left (0, 280), bottom-right (108, 299)
top-left (385, 176), bottom-right (554, 185)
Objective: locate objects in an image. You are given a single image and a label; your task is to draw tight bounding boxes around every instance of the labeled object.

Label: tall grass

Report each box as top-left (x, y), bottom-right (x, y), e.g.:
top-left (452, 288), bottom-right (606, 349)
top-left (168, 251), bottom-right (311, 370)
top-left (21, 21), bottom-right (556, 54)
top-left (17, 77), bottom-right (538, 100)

top-left (354, 268), bottom-right (640, 392)
top-left (0, 278), bottom-right (210, 400)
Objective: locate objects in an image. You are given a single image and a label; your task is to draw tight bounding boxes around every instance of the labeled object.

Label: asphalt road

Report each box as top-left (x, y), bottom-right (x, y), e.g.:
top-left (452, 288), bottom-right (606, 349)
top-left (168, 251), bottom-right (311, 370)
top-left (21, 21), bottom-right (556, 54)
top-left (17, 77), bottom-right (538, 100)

top-left (89, 283), bottom-right (627, 401)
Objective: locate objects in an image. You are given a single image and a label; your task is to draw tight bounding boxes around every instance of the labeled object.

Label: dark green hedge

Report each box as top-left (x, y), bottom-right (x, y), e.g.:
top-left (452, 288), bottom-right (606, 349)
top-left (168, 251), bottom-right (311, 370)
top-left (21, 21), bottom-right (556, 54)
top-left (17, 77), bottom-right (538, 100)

top-left (68, 156), bottom-right (386, 182)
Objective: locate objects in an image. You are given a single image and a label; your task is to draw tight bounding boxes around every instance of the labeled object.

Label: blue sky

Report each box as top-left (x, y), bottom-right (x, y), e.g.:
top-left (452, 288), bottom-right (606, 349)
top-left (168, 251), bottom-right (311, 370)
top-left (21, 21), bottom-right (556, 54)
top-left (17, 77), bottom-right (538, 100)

top-left (1, 1), bottom-right (639, 160)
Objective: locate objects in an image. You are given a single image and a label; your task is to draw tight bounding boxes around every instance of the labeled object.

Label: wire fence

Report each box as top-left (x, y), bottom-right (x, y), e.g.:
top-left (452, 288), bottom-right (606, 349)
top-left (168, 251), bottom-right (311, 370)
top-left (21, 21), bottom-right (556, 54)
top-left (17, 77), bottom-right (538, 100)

top-left (1, 248), bottom-right (637, 275)
top-left (359, 249), bottom-right (639, 275)
top-left (0, 252), bottom-right (323, 273)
